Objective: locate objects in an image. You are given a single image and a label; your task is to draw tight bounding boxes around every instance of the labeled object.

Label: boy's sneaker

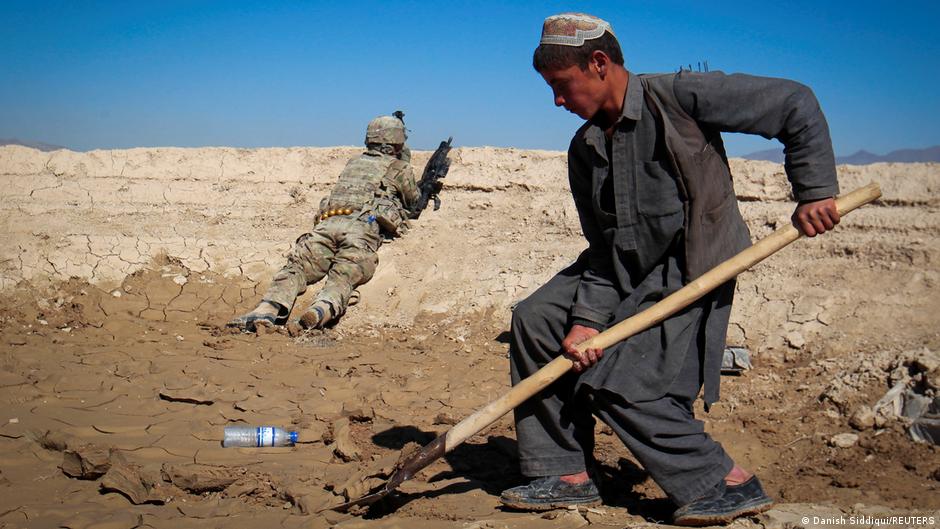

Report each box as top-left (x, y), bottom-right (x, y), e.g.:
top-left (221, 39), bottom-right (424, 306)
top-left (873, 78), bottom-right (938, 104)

top-left (499, 476), bottom-right (601, 511)
top-left (673, 476), bottom-right (774, 526)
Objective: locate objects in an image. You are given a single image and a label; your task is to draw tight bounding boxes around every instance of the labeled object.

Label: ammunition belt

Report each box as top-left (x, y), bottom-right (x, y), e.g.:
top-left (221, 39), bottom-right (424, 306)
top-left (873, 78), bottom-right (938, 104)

top-left (319, 207), bottom-right (358, 222)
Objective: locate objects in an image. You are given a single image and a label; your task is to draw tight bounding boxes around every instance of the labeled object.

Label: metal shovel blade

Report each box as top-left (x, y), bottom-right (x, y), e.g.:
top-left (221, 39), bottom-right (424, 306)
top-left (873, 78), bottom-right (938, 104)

top-left (327, 485), bottom-right (393, 513)
top-left (326, 435), bottom-right (446, 513)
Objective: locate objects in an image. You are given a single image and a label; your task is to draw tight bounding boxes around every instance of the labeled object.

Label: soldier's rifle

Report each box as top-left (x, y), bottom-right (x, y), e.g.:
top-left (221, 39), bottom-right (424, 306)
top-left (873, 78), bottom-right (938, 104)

top-left (412, 137), bottom-right (453, 218)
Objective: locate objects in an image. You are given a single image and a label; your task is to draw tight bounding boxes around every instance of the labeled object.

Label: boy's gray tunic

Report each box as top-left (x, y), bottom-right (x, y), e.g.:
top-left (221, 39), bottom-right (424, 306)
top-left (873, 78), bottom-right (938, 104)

top-left (510, 70), bottom-right (839, 501)
top-left (565, 70), bottom-right (839, 406)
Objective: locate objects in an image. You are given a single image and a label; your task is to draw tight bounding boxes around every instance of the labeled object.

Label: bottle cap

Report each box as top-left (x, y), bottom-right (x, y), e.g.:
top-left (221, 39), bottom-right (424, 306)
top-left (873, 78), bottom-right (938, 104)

top-left (290, 431), bottom-right (299, 444)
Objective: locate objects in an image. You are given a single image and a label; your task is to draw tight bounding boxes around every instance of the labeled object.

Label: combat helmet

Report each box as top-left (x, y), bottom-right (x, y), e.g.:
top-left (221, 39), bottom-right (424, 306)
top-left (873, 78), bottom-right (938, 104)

top-left (365, 115), bottom-right (406, 145)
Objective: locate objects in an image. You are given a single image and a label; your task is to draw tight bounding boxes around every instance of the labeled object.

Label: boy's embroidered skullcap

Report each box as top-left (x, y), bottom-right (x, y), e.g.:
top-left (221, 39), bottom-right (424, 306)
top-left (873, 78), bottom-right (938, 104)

top-left (540, 13), bottom-right (614, 47)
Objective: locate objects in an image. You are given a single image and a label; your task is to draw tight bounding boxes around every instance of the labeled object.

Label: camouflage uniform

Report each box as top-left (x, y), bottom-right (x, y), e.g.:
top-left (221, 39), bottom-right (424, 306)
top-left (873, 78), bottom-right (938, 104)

top-left (263, 145), bottom-right (417, 324)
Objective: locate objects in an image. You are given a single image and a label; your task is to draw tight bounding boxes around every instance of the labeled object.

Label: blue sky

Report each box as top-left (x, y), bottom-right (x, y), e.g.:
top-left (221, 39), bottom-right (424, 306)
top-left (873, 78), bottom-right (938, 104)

top-left (1, 1), bottom-right (937, 155)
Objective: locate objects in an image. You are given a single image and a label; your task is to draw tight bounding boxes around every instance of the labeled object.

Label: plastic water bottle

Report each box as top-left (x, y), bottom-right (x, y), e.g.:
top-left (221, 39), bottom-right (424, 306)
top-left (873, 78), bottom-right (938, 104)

top-left (223, 426), bottom-right (298, 447)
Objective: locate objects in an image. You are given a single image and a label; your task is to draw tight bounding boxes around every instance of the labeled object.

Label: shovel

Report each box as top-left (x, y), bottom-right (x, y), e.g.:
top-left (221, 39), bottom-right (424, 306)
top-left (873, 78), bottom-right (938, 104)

top-left (329, 182), bottom-right (882, 512)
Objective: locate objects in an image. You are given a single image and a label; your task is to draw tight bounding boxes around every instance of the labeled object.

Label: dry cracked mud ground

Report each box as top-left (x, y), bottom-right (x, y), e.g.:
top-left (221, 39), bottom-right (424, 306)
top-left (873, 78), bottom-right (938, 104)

top-left (0, 145), bottom-right (938, 528)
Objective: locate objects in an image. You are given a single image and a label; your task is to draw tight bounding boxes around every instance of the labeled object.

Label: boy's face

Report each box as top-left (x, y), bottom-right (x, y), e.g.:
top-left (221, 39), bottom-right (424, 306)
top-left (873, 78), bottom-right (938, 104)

top-left (539, 62), bottom-right (605, 120)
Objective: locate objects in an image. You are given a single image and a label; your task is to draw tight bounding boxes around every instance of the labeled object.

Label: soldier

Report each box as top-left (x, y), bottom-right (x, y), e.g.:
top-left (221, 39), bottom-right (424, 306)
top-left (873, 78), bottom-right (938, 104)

top-left (228, 115), bottom-right (418, 332)
top-left (500, 13), bottom-right (840, 526)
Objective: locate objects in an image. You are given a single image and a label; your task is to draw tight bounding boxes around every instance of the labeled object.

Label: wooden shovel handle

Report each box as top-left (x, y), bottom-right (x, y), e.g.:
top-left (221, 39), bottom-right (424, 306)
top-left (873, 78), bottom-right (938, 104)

top-left (442, 183), bottom-right (881, 451)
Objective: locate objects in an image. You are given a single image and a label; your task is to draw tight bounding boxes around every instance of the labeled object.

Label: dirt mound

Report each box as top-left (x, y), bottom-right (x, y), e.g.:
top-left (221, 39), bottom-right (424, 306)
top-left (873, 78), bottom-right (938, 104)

top-left (0, 146), bottom-right (938, 527)
top-left (2, 145), bottom-right (938, 356)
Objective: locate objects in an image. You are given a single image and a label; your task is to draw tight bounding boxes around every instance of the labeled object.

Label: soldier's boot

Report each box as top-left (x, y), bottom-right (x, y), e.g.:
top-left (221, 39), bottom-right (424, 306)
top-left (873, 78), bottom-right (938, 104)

top-left (227, 300), bottom-right (289, 333)
top-left (287, 300), bottom-right (335, 336)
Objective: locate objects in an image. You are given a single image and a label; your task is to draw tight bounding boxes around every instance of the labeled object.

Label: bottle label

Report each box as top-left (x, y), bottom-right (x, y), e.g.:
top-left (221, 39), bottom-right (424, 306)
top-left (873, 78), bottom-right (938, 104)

top-left (258, 426), bottom-right (275, 447)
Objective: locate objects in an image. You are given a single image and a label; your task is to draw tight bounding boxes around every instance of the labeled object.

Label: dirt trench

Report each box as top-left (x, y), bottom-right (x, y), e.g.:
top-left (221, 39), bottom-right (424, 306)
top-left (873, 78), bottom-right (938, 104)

top-left (0, 146), bottom-right (938, 527)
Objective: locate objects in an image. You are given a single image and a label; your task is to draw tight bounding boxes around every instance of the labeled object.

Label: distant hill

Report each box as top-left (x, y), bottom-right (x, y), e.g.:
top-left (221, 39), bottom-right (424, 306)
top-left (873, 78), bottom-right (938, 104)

top-left (741, 145), bottom-right (940, 165)
top-left (0, 138), bottom-right (67, 152)
top-left (837, 146), bottom-right (940, 164)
